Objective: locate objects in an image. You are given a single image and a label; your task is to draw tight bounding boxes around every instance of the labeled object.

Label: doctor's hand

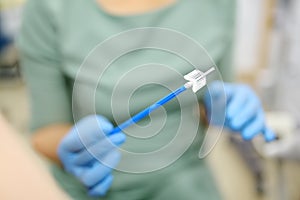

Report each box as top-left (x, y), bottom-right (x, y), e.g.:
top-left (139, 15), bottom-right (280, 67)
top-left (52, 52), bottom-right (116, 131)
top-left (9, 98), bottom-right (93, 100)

top-left (57, 115), bottom-right (126, 197)
top-left (204, 81), bottom-right (275, 142)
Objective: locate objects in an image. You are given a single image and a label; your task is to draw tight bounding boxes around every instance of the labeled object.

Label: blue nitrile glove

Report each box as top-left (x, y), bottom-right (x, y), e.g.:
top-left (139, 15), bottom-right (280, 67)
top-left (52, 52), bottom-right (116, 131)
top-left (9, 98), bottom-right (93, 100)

top-left (57, 115), bottom-right (126, 196)
top-left (204, 81), bottom-right (276, 142)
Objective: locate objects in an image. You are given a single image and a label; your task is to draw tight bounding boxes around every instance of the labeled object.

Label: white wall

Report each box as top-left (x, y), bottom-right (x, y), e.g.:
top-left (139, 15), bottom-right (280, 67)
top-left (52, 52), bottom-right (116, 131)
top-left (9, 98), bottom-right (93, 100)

top-left (233, 0), bottom-right (267, 74)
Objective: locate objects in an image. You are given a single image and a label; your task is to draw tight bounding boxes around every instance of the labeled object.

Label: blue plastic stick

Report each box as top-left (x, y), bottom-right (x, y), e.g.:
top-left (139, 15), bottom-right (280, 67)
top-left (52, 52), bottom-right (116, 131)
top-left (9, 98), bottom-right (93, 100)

top-left (110, 85), bottom-right (187, 134)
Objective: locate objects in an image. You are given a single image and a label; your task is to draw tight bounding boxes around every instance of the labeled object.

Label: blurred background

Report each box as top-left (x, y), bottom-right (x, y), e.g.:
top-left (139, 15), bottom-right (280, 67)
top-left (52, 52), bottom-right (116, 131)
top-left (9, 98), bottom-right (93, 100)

top-left (1, 0), bottom-right (300, 199)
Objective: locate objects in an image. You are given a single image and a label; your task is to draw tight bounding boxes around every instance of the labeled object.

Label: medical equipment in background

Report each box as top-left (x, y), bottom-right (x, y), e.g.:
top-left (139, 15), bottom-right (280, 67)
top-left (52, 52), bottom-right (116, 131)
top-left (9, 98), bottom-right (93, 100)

top-left (0, 1), bottom-right (23, 79)
top-left (259, 0), bottom-right (300, 158)
top-left (254, 0), bottom-right (300, 199)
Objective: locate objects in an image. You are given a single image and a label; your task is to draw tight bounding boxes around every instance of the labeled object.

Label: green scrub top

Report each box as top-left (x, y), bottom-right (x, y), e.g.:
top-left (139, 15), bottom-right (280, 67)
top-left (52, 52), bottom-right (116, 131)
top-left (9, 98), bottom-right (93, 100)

top-left (18, 0), bottom-right (236, 199)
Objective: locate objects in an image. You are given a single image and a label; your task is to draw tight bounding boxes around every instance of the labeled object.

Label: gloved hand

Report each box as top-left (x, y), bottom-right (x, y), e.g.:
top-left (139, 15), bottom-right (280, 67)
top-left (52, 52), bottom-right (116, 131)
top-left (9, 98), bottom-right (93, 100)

top-left (204, 81), bottom-right (275, 142)
top-left (264, 132), bottom-right (300, 160)
top-left (57, 115), bottom-right (126, 196)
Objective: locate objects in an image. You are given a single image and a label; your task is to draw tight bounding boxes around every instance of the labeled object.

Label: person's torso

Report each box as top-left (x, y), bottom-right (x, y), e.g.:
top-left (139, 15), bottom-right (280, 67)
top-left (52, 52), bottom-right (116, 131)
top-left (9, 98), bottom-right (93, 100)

top-left (48, 0), bottom-right (234, 199)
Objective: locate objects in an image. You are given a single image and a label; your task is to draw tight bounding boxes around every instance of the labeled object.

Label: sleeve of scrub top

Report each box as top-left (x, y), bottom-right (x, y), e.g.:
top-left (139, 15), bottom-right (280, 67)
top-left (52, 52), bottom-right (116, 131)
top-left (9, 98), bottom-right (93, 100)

top-left (18, 0), bottom-right (72, 131)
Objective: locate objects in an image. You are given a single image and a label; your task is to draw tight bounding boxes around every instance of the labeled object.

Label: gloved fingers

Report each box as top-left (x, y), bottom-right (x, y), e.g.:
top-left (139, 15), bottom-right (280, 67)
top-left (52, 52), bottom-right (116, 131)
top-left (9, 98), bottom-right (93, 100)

top-left (79, 115), bottom-right (114, 134)
top-left (204, 81), bottom-right (228, 126)
top-left (88, 175), bottom-right (114, 197)
top-left (80, 150), bottom-right (121, 187)
top-left (70, 165), bottom-right (86, 177)
top-left (262, 127), bottom-right (276, 142)
top-left (60, 115), bottom-right (114, 152)
top-left (230, 97), bottom-right (259, 130)
top-left (57, 142), bottom-right (72, 161)
top-left (74, 133), bottom-right (126, 166)
top-left (226, 86), bottom-right (249, 120)
top-left (205, 81), bottom-right (227, 102)
top-left (57, 151), bottom-right (86, 177)
top-left (241, 110), bottom-right (265, 140)
top-left (72, 115), bottom-right (114, 147)
top-left (58, 132), bottom-right (81, 154)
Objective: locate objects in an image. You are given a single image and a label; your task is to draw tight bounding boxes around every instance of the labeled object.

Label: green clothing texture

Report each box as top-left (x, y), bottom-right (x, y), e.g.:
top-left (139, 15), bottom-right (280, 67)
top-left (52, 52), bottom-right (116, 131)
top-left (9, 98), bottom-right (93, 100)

top-left (18, 0), bottom-right (235, 199)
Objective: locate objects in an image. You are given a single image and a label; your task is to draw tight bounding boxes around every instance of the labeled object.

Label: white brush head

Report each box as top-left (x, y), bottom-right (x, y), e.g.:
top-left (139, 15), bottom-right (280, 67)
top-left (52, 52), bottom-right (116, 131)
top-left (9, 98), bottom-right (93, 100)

top-left (184, 67), bottom-right (215, 93)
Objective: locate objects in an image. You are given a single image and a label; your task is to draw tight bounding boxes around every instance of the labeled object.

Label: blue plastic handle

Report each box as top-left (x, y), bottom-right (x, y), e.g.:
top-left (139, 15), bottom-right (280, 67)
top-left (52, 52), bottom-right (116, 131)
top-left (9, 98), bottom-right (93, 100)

top-left (110, 85), bottom-right (187, 134)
